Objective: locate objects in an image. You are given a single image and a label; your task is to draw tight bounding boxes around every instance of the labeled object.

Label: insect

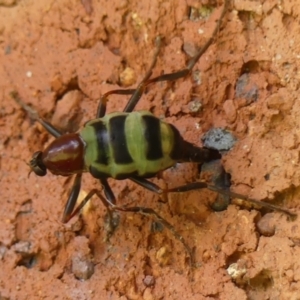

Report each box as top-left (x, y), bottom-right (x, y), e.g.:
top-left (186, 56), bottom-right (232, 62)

top-left (12, 0), bottom-right (294, 261)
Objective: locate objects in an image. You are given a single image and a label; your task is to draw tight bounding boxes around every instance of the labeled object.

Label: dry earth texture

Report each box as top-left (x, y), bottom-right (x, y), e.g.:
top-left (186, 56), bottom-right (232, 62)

top-left (1, 0), bottom-right (300, 299)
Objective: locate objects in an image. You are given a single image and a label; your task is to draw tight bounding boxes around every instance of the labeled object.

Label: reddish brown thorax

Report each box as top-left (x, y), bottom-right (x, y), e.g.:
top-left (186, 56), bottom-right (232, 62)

top-left (42, 133), bottom-right (85, 176)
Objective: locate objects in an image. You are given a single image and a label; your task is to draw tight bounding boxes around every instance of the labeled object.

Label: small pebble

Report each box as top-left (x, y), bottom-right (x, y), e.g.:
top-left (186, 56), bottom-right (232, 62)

top-left (202, 128), bottom-right (236, 151)
top-left (256, 213), bottom-right (276, 236)
top-left (143, 275), bottom-right (155, 287)
top-left (119, 67), bottom-right (136, 87)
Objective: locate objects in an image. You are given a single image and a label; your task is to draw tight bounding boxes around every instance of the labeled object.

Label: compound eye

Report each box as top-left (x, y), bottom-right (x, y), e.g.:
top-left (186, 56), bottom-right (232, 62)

top-left (29, 151), bottom-right (47, 177)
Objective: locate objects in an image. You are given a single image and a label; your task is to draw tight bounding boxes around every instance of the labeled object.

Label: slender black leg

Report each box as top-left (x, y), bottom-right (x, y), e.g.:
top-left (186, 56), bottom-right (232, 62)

top-left (63, 188), bottom-right (111, 222)
top-left (63, 179), bottom-right (119, 237)
top-left (95, 36), bottom-right (162, 117)
top-left (108, 203), bottom-right (194, 266)
top-left (96, 89), bottom-right (136, 118)
top-left (100, 179), bottom-right (116, 204)
top-left (100, 179), bottom-right (120, 235)
top-left (63, 185), bottom-right (193, 264)
top-left (130, 177), bottom-right (296, 218)
top-left (11, 91), bottom-right (62, 138)
top-left (63, 179), bottom-right (117, 223)
top-left (96, 0), bottom-right (229, 116)
top-left (131, 177), bottom-right (227, 213)
top-left (130, 177), bottom-right (163, 194)
top-left (123, 36), bottom-right (162, 112)
top-left (123, 0), bottom-right (229, 113)
top-left (205, 184), bottom-right (296, 218)
top-left (62, 173), bottom-right (83, 223)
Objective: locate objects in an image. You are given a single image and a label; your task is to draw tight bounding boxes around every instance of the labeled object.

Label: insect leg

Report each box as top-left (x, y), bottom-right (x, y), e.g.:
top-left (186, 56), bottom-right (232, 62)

top-left (123, 36), bottom-right (162, 112)
top-left (100, 179), bottom-right (116, 204)
top-left (107, 203), bottom-right (194, 266)
top-left (100, 179), bottom-right (120, 235)
top-left (63, 188), bottom-right (112, 223)
top-left (130, 177), bottom-right (296, 218)
top-left (123, 0), bottom-right (229, 113)
top-left (63, 179), bottom-right (119, 226)
top-left (63, 177), bottom-right (193, 263)
top-left (97, 0), bottom-right (228, 116)
top-left (96, 37), bottom-right (162, 117)
top-left (167, 182), bottom-right (296, 218)
top-left (96, 89), bottom-right (136, 118)
top-left (62, 173), bottom-right (82, 223)
top-left (130, 177), bottom-right (163, 194)
top-left (11, 91), bottom-right (62, 138)
top-left (207, 184), bottom-right (297, 218)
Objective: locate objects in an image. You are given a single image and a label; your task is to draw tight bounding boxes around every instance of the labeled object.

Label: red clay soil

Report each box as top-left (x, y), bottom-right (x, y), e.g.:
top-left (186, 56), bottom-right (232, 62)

top-left (1, 0), bottom-right (300, 299)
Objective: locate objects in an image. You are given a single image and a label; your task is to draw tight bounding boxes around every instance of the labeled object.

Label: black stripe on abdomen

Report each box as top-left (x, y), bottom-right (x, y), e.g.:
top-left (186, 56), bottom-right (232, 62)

top-left (109, 115), bottom-right (133, 164)
top-left (142, 115), bottom-right (163, 160)
top-left (90, 121), bottom-right (109, 165)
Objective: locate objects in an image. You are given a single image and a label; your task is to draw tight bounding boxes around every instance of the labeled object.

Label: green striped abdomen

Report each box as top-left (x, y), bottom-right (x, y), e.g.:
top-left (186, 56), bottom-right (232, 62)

top-left (79, 111), bottom-right (178, 179)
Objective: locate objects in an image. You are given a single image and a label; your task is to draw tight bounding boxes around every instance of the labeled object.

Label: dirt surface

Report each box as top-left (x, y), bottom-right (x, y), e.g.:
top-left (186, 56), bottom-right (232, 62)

top-left (1, 0), bottom-right (300, 299)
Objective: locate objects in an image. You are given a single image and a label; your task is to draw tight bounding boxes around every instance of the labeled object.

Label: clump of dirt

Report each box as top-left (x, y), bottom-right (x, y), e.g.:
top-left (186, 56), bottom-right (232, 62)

top-left (1, 0), bottom-right (300, 299)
